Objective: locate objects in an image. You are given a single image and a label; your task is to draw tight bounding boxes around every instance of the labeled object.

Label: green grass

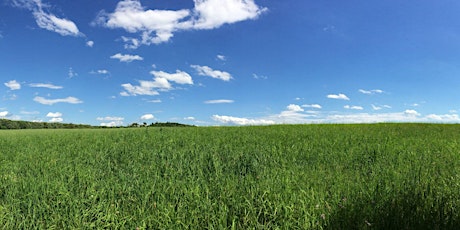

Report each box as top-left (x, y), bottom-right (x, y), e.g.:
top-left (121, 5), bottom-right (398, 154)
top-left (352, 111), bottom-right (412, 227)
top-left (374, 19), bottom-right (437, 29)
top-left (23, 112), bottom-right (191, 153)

top-left (1, 124), bottom-right (460, 229)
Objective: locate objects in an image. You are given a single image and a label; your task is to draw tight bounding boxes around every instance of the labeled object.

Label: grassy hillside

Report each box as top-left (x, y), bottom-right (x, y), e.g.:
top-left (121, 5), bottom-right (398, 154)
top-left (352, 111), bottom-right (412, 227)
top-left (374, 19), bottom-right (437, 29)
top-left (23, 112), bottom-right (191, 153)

top-left (1, 124), bottom-right (459, 229)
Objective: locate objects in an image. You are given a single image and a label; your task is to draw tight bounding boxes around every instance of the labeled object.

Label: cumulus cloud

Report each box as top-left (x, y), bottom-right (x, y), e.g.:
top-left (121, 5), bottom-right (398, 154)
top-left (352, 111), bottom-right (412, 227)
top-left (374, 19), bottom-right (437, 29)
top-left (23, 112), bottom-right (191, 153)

top-left (86, 40), bottom-right (94, 47)
top-left (191, 0), bottom-right (268, 29)
top-left (151, 70), bottom-right (193, 85)
top-left (33, 96), bottom-right (83, 105)
top-left (140, 114), bottom-right (155, 120)
top-left (121, 69), bottom-right (193, 96)
top-left (404, 109), bottom-right (420, 117)
top-left (344, 105), bottom-right (364, 110)
top-left (327, 93), bottom-right (349, 100)
top-left (191, 65), bottom-right (232, 81)
top-left (110, 53), bottom-right (143, 62)
top-left (0, 111), bottom-right (10, 117)
top-left (95, 0), bottom-right (190, 46)
top-left (29, 83), bottom-right (62, 89)
top-left (95, 0), bottom-right (266, 47)
top-left (4, 80), bottom-right (21, 90)
top-left (46, 112), bottom-right (62, 118)
top-left (359, 89), bottom-right (384, 95)
top-left (287, 104), bottom-right (304, 112)
top-left (212, 115), bottom-right (275, 125)
top-left (48, 117), bottom-right (63, 122)
top-left (13, 0), bottom-right (81, 36)
top-left (204, 99), bottom-right (234, 104)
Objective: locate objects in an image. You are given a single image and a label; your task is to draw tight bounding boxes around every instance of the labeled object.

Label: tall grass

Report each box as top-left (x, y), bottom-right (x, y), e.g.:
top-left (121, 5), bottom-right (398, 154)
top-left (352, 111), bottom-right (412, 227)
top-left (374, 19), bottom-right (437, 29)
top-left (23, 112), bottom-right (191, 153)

top-left (0, 124), bottom-right (459, 229)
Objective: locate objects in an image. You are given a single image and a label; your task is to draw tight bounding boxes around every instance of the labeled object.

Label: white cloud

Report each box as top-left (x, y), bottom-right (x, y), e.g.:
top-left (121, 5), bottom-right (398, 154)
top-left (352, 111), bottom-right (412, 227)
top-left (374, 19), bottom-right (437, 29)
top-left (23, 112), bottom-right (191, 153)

top-left (371, 104), bottom-right (391, 111)
top-left (212, 115), bottom-right (275, 125)
top-left (110, 53), bottom-right (143, 62)
top-left (100, 121), bottom-right (123, 127)
top-left (359, 89), bottom-right (384, 95)
top-left (86, 40), bottom-right (94, 47)
top-left (147, 99), bottom-right (162, 103)
top-left (204, 99), bottom-right (234, 104)
top-left (344, 105), bottom-right (364, 110)
top-left (46, 112), bottom-right (62, 118)
top-left (13, 0), bottom-right (81, 36)
top-left (302, 104), bottom-right (322, 109)
top-left (151, 70), bottom-right (193, 85)
top-left (97, 116), bottom-right (124, 121)
top-left (4, 80), bottom-right (21, 90)
top-left (95, 0), bottom-right (266, 47)
top-left (97, 116), bottom-right (124, 127)
top-left (29, 83), bottom-right (62, 89)
top-left (121, 69), bottom-right (193, 96)
top-left (120, 82), bottom-right (160, 96)
top-left (252, 73), bottom-right (268, 80)
top-left (33, 96), bottom-right (83, 105)
top-left (425, 114), bottom-right (460, 122)
top-left (96, 0), bottom-right (190, 46)
top-left (98, 70), bottom-right (109, 74)
top-left (68, 67), bottom-right (77, 79)
top-left (191, 0), bottom-right (267, 29)
top-left (404, 109), bottom-right (420, 116)
top-left (327, 93), bottom-right (349, 100)
top-left (287, 104), bottom-right (304, 112)
top-left (191, 65), bottom-right (232, 81)
top-left (217, 55), bottom-right (226, 61)
top-left (0, 111), bottom-right (10, 117)
top-left (49, 117), bottom-right (63, 122)
top-left (140, 114), bottom-right (155, 120)
top-left (184, 116), bottom-right (195, 120)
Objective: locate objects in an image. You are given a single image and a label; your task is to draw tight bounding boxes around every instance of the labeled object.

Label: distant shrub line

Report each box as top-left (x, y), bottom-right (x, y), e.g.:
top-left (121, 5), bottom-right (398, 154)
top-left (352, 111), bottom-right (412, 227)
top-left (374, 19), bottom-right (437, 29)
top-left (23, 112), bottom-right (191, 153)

top-left (0, 119), bottom-right (193, 130)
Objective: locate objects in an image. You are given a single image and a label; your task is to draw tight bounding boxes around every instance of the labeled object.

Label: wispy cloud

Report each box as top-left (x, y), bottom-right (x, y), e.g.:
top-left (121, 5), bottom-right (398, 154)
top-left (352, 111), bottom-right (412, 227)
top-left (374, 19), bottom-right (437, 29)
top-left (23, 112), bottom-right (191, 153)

top-left (344, 105), bottom-right (363, 110)
top-left (33, 96), bottom-right (83, 105)
top-left (359, 89), bottom-right (384, 95)
top-left (29, 83), bottom-right (63, 89)
top-left (4, 80), bottom-right (21, 90)
top-left (252, 73), bottom-right (268, 80)
top-left (191, 65), bottom-right (232, 81)
top-left (302, 104), bottom-right (322, 109)
top-left (204, 99), bottom-right (234, 104)
top-left (371, 104), bottom-right (391, 110)
top-left (327, 93), bottom-right (349, 100)
top-left (110, 53), bottom-right (143, 63)
top-left (12, 0), bottom-right (81, 36)
top-left (68, 67), bottom-right (77, 79)
top-left (216, 55), bottom-right (226, 61)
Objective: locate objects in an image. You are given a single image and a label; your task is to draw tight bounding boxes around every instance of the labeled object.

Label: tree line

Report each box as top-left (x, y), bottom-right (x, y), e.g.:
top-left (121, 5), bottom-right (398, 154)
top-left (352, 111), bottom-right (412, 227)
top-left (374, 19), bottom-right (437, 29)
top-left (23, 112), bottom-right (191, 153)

top-left (0, 119), bottom-right (194, 130)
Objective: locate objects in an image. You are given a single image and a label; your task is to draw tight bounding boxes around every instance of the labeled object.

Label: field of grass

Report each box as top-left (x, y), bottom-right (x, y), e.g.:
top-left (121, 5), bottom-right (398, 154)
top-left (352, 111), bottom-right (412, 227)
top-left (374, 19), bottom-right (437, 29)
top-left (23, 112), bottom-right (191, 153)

top-left (1, 123), bottom-right (460, 229)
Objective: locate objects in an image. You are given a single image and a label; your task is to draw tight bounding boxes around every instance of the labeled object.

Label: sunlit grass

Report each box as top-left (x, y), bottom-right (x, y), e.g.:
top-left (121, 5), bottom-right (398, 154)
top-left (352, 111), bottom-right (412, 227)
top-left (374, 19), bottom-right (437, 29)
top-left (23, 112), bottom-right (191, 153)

top-left (1, 124), bottom-right (459, 229)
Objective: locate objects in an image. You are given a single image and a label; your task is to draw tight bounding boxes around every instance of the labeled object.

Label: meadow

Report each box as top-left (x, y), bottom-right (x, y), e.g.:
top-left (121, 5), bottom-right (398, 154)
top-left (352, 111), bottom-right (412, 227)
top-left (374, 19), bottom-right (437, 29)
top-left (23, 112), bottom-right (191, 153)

top-left (1, 123), bottom-right (459, 229)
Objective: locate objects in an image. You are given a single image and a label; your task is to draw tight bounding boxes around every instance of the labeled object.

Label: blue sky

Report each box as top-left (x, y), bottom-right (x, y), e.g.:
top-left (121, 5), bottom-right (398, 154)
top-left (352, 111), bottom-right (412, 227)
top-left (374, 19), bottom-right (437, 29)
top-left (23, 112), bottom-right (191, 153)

top-left (1, 0), bottom-right (460, 126)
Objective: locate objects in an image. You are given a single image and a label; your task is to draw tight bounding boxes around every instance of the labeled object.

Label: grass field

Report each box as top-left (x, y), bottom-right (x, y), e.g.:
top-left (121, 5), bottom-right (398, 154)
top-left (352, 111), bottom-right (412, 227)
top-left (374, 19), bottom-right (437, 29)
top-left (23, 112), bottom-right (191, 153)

top-left (1, 123), bottom-right (460, 229)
